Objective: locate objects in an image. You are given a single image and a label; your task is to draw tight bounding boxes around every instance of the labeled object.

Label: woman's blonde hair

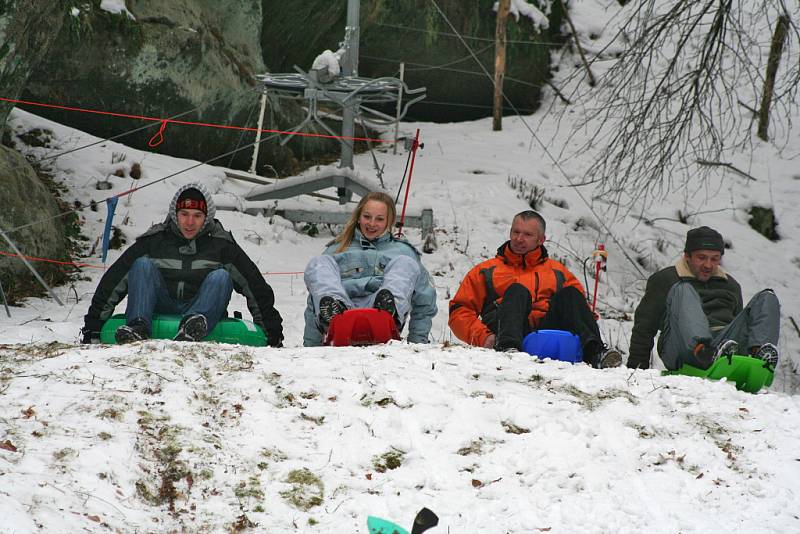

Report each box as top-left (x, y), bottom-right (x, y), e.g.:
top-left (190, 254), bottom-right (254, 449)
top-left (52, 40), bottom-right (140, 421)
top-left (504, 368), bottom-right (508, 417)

top-left (334, 191), bottom-right (396, 253)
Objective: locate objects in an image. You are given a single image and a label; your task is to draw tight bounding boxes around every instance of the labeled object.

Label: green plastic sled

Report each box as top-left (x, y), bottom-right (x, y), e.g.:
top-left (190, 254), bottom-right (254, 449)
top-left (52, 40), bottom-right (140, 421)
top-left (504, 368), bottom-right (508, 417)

top-left (100, 313), bottom-right (267, 347)
top-left (663, 354), bottom-right (774, 393)
top-left (367, 516), bottom-right (409, 534)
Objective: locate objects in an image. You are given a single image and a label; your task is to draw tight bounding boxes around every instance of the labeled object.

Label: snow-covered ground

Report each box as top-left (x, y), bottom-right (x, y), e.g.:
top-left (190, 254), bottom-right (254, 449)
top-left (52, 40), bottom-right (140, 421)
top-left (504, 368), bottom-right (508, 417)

top-left (2, 1), bottom-right (800, 532)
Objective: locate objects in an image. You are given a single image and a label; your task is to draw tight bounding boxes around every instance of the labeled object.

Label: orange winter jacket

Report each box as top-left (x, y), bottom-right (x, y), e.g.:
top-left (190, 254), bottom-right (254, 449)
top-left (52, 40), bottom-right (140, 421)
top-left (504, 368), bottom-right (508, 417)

top-left (449, 242), bottom-right (585, 347)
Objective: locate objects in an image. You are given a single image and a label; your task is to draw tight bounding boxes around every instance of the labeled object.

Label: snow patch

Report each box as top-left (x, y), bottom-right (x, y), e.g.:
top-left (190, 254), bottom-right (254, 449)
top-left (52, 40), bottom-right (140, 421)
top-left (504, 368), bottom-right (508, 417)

top-left (311, 49), bottom-right (343, 78)
top-left (494, 0), bottom-right (550, 28)
top-left (99, 0), bottom-right (135, 20)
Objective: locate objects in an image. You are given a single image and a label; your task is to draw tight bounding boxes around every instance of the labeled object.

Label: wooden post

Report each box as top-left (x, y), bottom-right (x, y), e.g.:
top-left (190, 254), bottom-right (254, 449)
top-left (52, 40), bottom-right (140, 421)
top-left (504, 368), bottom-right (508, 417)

top-left (0, 279), bottom-right (10, 317)
top-left (493, 0), bottom-right (511, 131)
top-left (757, 14), bottom-right (789, 142)
top-left (249, 91), bottom-right (269, 175)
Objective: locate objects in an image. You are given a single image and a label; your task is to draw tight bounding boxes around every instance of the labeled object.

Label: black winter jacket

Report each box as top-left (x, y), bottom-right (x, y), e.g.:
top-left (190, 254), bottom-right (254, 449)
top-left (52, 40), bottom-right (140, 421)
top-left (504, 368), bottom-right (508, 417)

top-left (627, 257), bottom-right (742, 369)
top-left (82, 218), bottom-right (283, 346)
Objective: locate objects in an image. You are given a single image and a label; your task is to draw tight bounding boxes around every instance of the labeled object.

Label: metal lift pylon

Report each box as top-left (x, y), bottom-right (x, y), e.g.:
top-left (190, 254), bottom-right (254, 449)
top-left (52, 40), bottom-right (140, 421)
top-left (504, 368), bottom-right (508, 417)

top-left (217, 0), bottom-right (435, 250)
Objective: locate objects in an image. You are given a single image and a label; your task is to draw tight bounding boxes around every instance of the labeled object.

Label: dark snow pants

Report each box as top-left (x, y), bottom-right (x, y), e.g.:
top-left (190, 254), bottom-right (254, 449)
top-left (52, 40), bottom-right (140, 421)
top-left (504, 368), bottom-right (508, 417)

top-left (490, 284), bottom-right (604, 365)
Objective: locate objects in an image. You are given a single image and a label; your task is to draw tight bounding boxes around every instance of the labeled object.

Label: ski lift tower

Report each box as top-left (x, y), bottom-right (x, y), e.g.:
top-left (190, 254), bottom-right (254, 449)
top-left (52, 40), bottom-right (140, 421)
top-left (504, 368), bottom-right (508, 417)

top-left (218, 0), bottom-right (435, 249)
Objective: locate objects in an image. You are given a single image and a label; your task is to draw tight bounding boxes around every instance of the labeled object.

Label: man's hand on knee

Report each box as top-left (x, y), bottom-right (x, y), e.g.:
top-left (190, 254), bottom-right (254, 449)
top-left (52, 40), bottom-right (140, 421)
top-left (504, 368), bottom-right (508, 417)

top-left (482, 334), bottom-right (496, 349)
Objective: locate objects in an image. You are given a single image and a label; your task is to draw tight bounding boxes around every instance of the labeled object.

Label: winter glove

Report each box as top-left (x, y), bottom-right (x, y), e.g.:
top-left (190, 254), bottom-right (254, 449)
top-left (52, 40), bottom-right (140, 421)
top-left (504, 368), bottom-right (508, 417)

top-left (81, 326), bottom-right (101, 344)
top-left (266, 332), bottom-right (284, 348)
top-left (261, 322), bottom-right (283, 348)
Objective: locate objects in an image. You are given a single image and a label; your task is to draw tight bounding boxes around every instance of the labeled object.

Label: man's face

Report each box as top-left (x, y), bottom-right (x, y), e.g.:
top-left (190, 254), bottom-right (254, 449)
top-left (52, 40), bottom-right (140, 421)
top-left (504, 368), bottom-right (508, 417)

top-left (177, 209), bottom-right (206, 240)
top-left (685, 249), bottom-right (722, 282)
top-left (509, 216), bottom-right (545, 255)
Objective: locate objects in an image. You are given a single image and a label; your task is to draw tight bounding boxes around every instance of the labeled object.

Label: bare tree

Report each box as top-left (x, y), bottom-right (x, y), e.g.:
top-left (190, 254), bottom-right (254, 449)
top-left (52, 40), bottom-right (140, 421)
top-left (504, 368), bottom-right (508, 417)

top-left (565, 0), bottom-right (800, 208)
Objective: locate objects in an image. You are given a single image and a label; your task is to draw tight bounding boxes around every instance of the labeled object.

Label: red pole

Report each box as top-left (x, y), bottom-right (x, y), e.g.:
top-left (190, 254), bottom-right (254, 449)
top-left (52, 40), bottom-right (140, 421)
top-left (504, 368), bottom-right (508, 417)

top-left (397, 128), bottom-right (421, 236)
top-left (591, 244), bottom-right (606, 314)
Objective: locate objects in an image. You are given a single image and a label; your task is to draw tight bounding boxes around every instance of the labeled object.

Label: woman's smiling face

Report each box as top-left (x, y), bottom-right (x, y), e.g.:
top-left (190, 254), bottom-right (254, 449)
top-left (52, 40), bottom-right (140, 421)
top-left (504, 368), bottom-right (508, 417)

top-left (358, 200), bottom-right (389, 239)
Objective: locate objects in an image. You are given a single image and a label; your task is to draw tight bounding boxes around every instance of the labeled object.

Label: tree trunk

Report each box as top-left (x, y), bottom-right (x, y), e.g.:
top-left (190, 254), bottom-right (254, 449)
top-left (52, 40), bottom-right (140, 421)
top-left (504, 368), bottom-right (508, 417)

top-left (757, 14), bottom-right (789, 142)
top-left (560, 0), bottom-right (595, 87)
top-left (493, 0), bottom-right (511, 131)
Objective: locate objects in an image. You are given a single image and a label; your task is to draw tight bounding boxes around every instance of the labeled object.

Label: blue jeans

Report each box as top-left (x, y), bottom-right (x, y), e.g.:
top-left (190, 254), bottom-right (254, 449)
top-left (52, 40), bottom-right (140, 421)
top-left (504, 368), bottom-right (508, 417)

top-left (125, 257), bottom-right (233, 333)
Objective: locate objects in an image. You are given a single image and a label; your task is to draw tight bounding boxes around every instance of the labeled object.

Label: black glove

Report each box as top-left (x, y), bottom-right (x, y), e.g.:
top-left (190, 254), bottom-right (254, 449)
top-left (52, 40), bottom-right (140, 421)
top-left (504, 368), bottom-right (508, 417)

top-left (261, 323), bottom-right (283, 347)
top-left (267, 332), bottom-right (284, 348)
top-left (81, 326), bottom-right (100, 344)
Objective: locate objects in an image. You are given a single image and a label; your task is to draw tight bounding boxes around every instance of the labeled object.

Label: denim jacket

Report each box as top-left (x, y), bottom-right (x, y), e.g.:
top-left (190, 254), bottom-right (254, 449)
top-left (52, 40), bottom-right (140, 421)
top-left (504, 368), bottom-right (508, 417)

top-left (303, 230), bottom-right (438, 345)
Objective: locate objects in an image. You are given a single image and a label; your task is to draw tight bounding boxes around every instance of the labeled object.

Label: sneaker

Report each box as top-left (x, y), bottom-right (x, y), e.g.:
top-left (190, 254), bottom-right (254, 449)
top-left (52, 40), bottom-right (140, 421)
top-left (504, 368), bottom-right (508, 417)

top-left (174, 314), bottom-right (208, 342)
top-left (599, 346), bottom-right (623, 368)
top-left (115, 318), bottom-right (149, 344)
top-left (493, 338), bottom-right (520, 352)
top-left (318, 296), bottom-right (347, 330)
top-left (373, 289), bottom-right (400, 325)
top-left (755, 343), bottom-right (779, 368)
top-left (714, 339), bottom-right (739, 359)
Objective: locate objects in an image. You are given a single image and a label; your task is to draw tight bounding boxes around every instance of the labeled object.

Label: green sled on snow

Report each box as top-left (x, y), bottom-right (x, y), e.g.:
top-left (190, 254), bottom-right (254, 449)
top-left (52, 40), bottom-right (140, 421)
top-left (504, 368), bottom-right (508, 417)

top-left (663, 354), bottom-right (774, 393)
top-left (367, 516), bottom-right (409, 534)
top-left (100, 313), bottom-right (267, 347)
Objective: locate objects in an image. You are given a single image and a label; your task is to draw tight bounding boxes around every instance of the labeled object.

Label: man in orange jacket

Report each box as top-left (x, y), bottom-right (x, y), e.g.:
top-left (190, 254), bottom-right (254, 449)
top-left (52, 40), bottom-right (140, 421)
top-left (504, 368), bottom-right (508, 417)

top-left (448, 210), bottom-right (621, 368)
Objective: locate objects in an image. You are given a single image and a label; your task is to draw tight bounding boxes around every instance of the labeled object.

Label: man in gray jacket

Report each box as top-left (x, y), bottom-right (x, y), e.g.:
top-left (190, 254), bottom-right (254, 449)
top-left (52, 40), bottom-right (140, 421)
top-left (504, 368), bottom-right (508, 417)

top-left (628, 226), bottom-right (779, 370)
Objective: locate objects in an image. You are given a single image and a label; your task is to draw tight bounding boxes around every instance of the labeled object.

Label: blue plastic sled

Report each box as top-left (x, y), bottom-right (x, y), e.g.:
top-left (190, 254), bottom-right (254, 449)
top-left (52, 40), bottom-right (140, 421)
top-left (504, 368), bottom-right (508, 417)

top-left (522, 329), bottom-right (583, 363)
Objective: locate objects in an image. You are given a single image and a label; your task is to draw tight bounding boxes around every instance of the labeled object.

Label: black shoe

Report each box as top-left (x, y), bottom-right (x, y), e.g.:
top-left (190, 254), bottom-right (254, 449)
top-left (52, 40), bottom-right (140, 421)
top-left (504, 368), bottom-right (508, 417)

top-left (693, 339), bottom-right (737, 369)
top-left (599, 346), bottom-right (623, 368)
top-left (174, 314), bottom-right (208, 342)
top-left (714, 339), bottom-right (738, 359)
top-left (318, 296), bottom-right (347, 330)
top-left (755, 343), bottom-right (779, 369)
top-left (373, 289), bottom-right (400, 325)
top-left (115, 318), bottom-right (149, 344)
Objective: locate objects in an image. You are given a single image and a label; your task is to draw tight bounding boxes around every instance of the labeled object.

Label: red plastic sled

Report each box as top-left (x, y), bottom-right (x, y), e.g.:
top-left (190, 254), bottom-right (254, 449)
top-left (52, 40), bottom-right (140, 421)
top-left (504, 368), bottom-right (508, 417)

top-left (324, 308), bottom-right (401, 346)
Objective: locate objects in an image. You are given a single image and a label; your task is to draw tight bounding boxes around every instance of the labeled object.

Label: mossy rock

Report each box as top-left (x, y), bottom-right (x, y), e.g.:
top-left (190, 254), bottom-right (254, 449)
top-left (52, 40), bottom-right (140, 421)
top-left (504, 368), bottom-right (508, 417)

top-left (23, 0), bottom-right (315, 175)
top-left (0, 146), bottom-right (69, 303)
top-left (748, 206), bottom-right (779, 241)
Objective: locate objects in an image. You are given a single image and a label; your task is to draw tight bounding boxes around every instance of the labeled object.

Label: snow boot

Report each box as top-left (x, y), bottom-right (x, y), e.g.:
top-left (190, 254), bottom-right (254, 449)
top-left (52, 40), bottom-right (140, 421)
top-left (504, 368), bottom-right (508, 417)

top-left (115, 317), bottom-right (149, 344)
top-left (318, 296), bottom-right (347, 330)
top-left (174, 314), bottom-right (208, 342)
top-left (373, 289), bottom-right (400, 326)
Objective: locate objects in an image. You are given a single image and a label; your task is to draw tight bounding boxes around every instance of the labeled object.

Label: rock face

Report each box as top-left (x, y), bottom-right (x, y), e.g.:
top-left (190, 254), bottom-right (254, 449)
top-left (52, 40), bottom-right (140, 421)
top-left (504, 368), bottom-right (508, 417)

top-left (0, 2), bottom-right (70, 300)
top-left (261, 0), bottom-right (565, 122)
top-left (0, 0), bottom-right (68, 126)
top-left (0, 145), bottom-right (67, 301)
top-left (22, 0), bottom-right (332, 175)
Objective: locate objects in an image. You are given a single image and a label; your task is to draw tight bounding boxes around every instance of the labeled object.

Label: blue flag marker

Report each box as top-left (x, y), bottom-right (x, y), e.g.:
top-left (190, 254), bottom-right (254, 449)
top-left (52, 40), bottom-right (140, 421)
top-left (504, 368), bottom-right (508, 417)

top-left (102, 196), bottom-right (119, 263)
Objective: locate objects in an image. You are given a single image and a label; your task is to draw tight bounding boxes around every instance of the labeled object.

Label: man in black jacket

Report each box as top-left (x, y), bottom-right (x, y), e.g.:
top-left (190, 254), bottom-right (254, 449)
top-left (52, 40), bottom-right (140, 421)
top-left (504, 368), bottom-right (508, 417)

top-left (628, 226), bottom-right (779, 370)
top-left (80, 182), bottom-right (283, 346)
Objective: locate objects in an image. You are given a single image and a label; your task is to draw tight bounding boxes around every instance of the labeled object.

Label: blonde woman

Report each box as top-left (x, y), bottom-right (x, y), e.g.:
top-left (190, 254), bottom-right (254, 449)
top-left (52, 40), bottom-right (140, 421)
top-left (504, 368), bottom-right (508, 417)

top-left (303, 192), bottom-right (437, 346)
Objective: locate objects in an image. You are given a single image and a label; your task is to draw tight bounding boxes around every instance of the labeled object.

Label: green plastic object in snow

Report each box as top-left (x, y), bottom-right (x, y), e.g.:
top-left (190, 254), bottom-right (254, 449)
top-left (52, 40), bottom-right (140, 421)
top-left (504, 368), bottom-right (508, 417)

top-left (100, 313), bottom-right (267, 347)
top-left (367, 516), bottom-right (409, 534)
top-left (663, 354), bottom-right (774, 393)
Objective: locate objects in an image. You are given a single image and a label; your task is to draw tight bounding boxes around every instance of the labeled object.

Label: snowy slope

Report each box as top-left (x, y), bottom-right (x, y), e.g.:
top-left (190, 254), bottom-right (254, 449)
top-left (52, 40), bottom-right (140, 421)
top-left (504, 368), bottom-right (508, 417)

top-left (2, 342), bottom-right (799, 533)
top-left (2, 0), bottom-right (800, 532)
